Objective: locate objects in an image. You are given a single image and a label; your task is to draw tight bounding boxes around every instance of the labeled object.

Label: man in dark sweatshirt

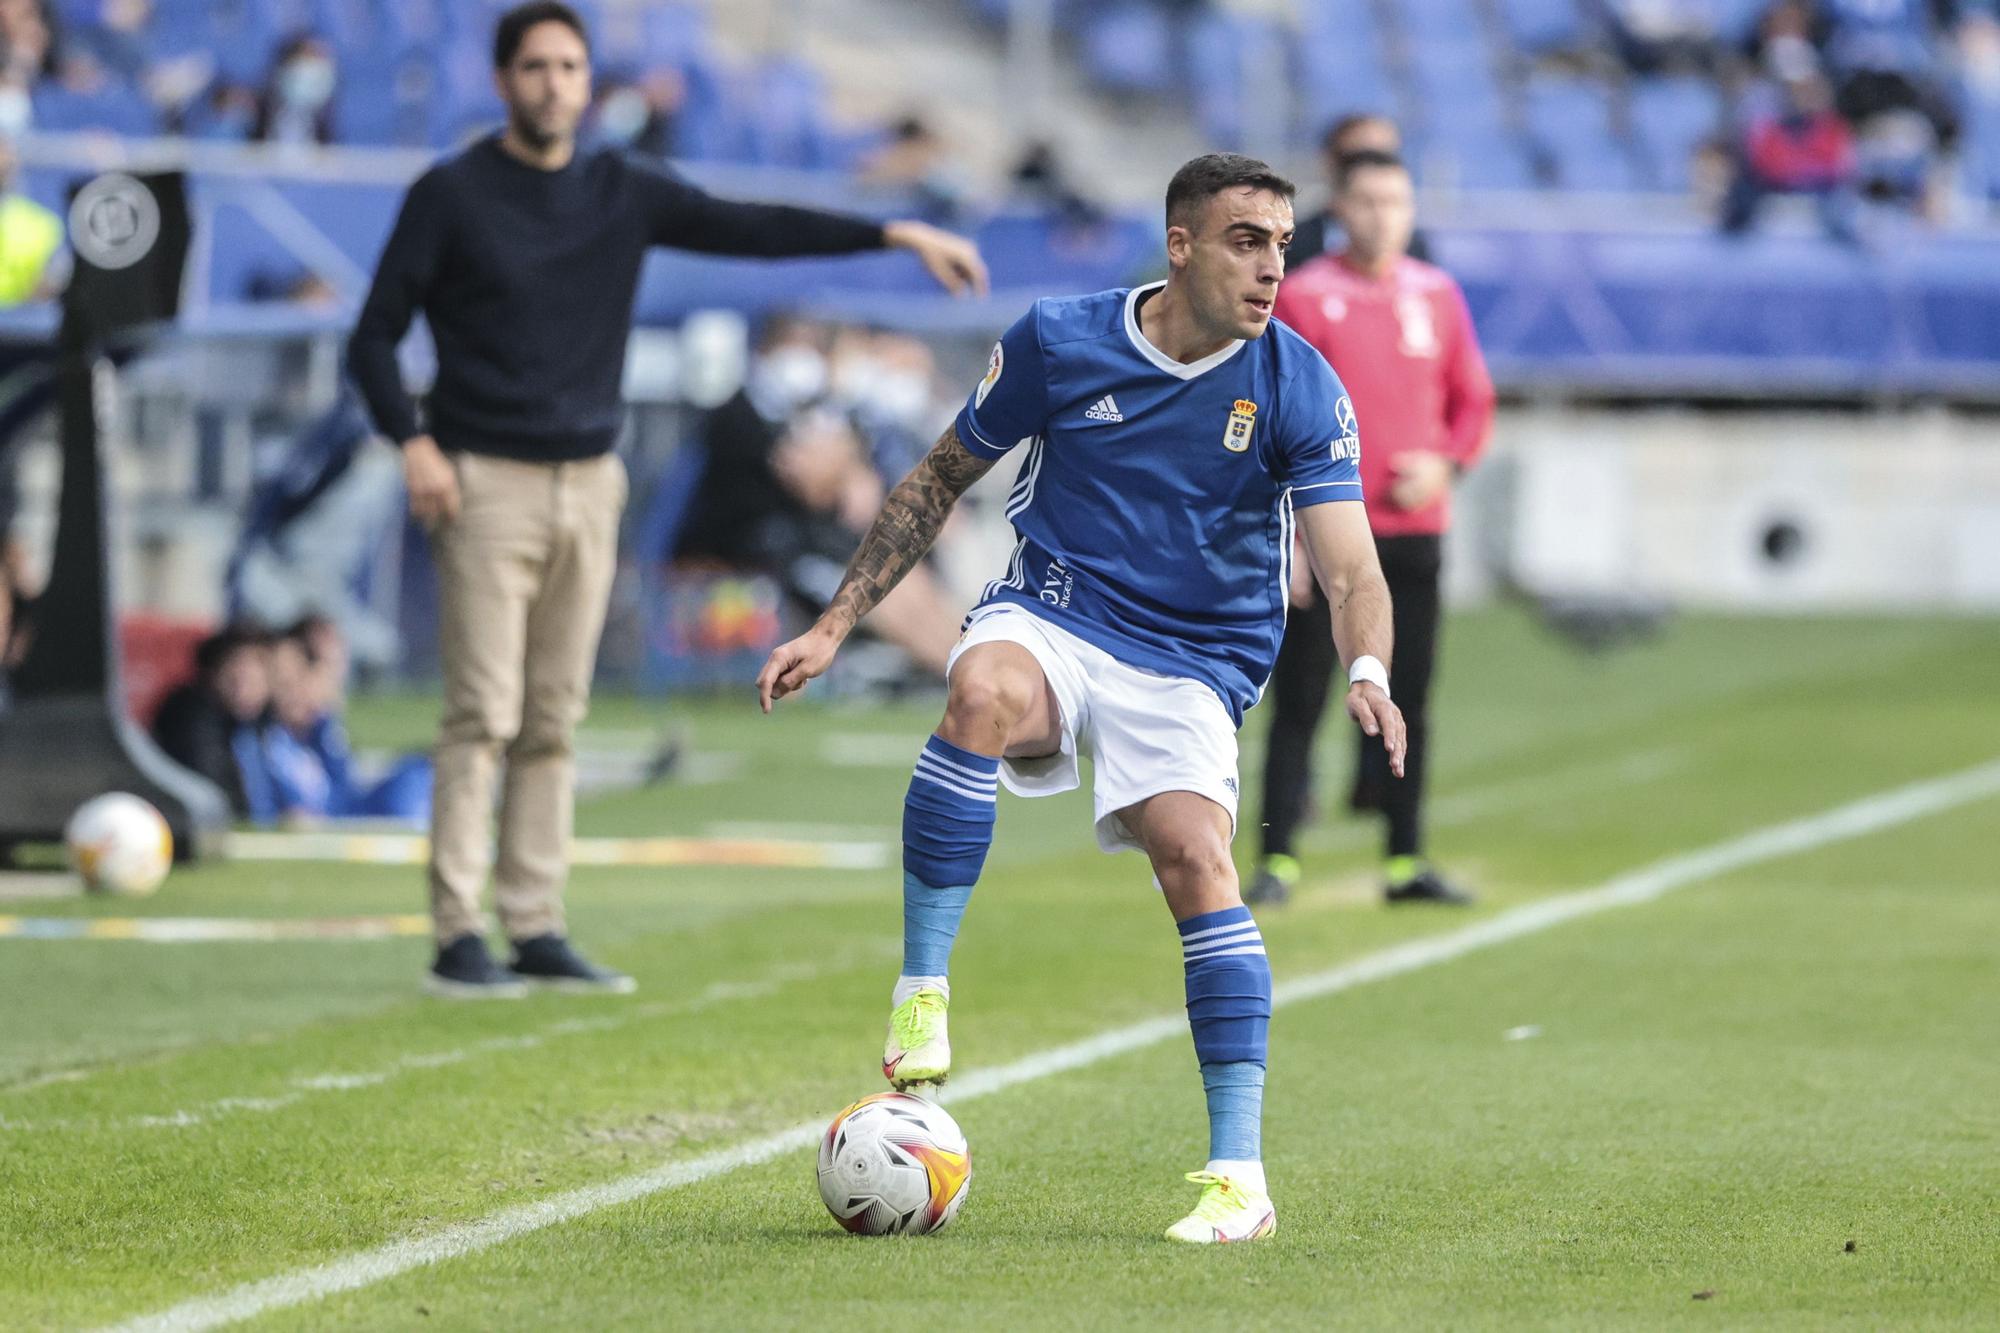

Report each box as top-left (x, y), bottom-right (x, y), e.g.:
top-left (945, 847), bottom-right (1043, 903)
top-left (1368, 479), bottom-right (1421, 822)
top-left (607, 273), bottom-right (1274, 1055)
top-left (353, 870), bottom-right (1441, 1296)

top-left (348, 0), bottom-right (988, 999)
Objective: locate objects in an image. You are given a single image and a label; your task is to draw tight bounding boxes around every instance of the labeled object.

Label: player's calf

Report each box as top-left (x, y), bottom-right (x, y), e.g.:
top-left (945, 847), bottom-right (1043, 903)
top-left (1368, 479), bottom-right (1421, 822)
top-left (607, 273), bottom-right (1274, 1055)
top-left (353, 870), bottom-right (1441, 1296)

top-left (1171, 903), bottom-right (1275, 1240)
top-left (886, 734), bottom-right (999, 1087)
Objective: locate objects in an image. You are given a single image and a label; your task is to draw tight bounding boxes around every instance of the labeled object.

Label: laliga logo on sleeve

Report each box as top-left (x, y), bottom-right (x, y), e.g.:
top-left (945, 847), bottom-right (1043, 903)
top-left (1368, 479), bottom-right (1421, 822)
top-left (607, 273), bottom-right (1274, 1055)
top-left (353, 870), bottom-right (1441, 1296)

top-left (1223, 398), bottom-right (1257, 453)
top-left (1330, 395), bottom-right (1360, 462)
top-left (975, 341), bottom-right (1003, 408)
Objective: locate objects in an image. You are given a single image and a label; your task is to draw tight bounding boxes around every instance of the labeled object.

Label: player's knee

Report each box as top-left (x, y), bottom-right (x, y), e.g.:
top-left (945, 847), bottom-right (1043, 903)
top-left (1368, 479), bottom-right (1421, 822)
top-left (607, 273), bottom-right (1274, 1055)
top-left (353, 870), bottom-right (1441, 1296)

top-left (942, 669), bottom-right (1033, 746)
top-left (1148, 829), bottom-right (1237, 895)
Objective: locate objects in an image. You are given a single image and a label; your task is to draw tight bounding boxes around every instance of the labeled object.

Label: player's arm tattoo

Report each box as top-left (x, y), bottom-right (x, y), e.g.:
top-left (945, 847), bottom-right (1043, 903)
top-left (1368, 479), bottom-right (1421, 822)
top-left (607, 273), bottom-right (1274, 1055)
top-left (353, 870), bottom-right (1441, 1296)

top-left (819, 424), bottom-right (995, 636)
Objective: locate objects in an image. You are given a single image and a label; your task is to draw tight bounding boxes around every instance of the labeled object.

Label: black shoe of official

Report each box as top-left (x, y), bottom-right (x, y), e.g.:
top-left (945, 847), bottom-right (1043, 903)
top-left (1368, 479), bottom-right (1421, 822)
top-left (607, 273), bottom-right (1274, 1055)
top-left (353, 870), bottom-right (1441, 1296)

top-left (1244, 854), bottom-right (1299, 907)
top-left (1384, 869), bottom-right (1477, 907)
top-left (426, 933), bottom-right (529, 999)
top-left (510, 934), bottom-right (637, 994)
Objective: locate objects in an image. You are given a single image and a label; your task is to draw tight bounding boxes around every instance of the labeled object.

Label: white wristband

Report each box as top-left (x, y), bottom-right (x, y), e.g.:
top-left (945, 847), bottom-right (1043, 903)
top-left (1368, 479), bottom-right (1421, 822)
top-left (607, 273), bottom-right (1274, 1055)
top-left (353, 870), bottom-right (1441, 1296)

top-left (1347, 654), bottom-right (1390, 698)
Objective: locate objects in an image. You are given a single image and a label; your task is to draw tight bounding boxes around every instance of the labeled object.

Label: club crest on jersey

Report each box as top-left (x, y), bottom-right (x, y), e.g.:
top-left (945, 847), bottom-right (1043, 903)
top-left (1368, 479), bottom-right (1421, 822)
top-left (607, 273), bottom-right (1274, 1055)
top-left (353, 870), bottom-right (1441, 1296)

top-left (1223, 399), bottom-right (1257, 453)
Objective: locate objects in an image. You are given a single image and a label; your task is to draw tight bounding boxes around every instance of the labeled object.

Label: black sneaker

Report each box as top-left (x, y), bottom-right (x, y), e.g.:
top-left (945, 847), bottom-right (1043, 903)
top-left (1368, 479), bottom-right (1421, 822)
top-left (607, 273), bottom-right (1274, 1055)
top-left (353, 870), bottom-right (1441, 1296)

top-left (1384, 869), bottom-right (1477, 907)
top-left (426, 933), bottom-right (528, 999)
top-left (509, 934), bottom-right (637, 994)
top-left (1243, 854), bottom-right (1299, 907)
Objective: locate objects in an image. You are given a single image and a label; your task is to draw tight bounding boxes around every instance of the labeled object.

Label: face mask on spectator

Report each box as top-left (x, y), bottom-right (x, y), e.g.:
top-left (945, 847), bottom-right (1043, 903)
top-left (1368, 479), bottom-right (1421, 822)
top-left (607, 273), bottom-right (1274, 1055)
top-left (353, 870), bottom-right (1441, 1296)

top-left (751, 346), bottom-right (828, 412)
top-left (598, 87), bottom-right (649, 146)
top-left (0, 85), bottom-right (30, 140)
top-left (831, 352), bottom-right (880, 410)
top-left (278, 55), bottom-right (336, 112)
top-left (869, 369), bottom-right (933, 430)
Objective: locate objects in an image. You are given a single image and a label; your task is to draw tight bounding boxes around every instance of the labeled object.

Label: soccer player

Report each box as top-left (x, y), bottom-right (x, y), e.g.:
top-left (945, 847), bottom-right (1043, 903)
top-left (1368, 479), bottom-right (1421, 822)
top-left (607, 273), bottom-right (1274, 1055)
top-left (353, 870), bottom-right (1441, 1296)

top-left (757, 154), bottom-right (1406, 1244)
top-left (348, 0), bottom-right (988, 998)
top-left (1248, 150), bottom-right (1495, 909)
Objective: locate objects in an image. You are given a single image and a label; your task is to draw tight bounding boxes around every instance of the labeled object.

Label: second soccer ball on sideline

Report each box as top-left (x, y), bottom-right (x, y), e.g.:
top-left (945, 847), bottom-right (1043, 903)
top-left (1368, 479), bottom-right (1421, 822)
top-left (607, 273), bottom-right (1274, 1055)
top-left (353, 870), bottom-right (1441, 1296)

top-left (64, 793), bottom-right (173, 896)
top-left (816, 1091), bottom-right (970, 1236)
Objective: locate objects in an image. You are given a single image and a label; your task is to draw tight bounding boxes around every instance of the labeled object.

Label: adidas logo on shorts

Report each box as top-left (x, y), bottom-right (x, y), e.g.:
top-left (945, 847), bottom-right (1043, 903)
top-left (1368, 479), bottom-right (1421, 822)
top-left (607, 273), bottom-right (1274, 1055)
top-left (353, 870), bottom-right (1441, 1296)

top-left (1083, 395), bottom-right (1123, 423)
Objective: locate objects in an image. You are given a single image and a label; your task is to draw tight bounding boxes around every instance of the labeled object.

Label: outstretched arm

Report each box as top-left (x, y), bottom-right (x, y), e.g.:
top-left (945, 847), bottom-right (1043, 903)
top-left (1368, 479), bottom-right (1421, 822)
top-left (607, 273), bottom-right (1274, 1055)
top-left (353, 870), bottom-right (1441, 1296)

top-left (1296, 500), bottom-right (1408, 777)
top-left (646, 172), bottom-right (989, 296)
top-left (756, 424), bottom-right (994, 711)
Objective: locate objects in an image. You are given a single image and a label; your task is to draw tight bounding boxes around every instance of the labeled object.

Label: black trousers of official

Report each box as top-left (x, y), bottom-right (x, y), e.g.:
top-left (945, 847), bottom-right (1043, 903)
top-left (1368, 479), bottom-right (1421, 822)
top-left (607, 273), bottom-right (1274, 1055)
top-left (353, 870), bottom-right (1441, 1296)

top-left (1258, 533), bottom-right (1442, 863)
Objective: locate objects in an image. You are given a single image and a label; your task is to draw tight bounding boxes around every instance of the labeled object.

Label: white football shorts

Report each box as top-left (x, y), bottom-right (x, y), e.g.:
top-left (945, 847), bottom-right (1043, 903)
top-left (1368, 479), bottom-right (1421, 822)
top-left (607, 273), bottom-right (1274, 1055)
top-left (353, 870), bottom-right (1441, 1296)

top-left (946, 603), bottom-right (1240, 854)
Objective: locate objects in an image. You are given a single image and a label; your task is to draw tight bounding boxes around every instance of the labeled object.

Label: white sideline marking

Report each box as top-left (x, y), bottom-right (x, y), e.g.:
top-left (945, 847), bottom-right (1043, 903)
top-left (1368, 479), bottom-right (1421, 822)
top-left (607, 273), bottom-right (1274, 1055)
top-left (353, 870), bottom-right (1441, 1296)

top-left (103, 758), bottom-right (2000, 1333)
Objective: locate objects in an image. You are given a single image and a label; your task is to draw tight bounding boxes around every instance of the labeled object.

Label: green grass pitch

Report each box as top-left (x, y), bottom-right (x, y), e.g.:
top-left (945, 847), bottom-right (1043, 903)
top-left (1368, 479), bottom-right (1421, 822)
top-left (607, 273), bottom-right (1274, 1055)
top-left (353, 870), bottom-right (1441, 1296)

top-left (3, 608), bottom-right (1997, 1329)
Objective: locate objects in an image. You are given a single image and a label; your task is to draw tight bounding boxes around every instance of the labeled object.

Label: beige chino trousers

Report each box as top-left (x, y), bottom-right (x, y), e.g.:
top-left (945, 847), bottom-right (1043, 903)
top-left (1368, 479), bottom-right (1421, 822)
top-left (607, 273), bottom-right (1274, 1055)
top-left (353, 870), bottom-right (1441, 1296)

top-left (426, 450), bottom-right (626, 943)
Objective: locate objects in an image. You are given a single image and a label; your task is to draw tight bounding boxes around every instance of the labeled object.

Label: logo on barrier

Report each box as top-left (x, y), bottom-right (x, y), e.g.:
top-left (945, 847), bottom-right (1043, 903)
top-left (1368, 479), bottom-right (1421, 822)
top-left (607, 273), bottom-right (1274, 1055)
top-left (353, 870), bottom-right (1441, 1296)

top-left (70, 173), bottom-right (161, 272)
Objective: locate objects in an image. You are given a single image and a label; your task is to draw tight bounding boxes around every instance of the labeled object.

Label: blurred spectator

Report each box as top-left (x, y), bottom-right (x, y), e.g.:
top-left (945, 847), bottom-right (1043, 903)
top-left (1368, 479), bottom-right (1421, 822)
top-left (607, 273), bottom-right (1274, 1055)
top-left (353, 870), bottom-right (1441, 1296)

top-left (591, 68), bottom-right (683, 157)
top-left (65, 0), bottom-right (151, 87)
top-left (1292, 115), bottom-right (1432, 265)
top-left (0, 0), bottom-right (57, 91)
top-left (294, 611), bottom-right (349, 706)
top-left (152, 623), bottom-right (269, 815)
top-left (251, 33), bottom-right (337, 146)
top-left (234, 620), bottom-right (430, 825)
top-left (1009, 138), bottom-right (1104, 229)
top-left (1745, 0), bottom-right (1832, 67)
top-left (1822, 0), bottom-right (1961, 150)
top-left (1601, 0), bottom-right (1727, 73)
top-left (1723, 47), bottom-right (1861, 241)
top-left (0, 135), bottom-right (62, 305)
top-left (674, 314), bottom-right (830, 569)
top-left (832, 328), bottom-right (944, 483)
top-left (862, 114), bottom-right (966, 224)
top-left (674, 316), bottom-right (958, 679)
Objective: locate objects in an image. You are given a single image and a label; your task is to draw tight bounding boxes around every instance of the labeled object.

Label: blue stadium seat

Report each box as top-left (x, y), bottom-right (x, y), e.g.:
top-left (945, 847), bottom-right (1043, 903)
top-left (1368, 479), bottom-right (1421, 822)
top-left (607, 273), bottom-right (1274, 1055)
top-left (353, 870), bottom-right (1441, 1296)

top-left (642, 4), bottom-right (708, 65)
top-left (1630, 76), bottom-right (1722, 190)
top-left (1966, 90), bottom-right (2000, 201)
top-left (672, 57), bottom-right (751, 164)
top-left (743, 58), bottom-right (837, 170)
top-left (1525, 76), bottom-right (1641, 190)
top-left (332, 52), bottom-right (438, 148)
top-left (1409, 37), bottom-right (1503, 114)
top-left (1422, 125), bottom-right (1538, 190)
top-left (1294, 12), bottom-right (1399, 130)
top-left (1400, 0), bottom-right (1485, 37)
top-left (31, 85), bottom-right (161, 137)
top-left (1711, 0), bottom-right (1771, 44)
top-left (1185, 10), bottom-right (1288, 149)
top-left (1499, 0), bottom-right (1586, 53)
top-left (1078, 2), bottom-right (1176, 95)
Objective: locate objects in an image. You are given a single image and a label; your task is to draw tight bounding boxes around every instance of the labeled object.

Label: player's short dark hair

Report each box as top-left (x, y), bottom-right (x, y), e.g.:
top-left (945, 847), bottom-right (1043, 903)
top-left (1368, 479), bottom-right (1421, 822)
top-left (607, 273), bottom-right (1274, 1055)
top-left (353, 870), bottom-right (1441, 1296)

top-left (1335, 149), bottom-right (1408, 192)
top-left (494, 1), bottom-right (590, 69)
top-left (1165, 154), bottom-right (1296, 232)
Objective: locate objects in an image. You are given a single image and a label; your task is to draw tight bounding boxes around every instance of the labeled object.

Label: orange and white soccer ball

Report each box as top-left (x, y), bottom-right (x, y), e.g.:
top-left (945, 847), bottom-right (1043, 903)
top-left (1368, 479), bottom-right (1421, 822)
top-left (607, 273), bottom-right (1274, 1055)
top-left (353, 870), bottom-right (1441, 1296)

top-left (65, 793), bottom-right (173, 896)
top-left (817, 1091), bottom-right (970, 1236)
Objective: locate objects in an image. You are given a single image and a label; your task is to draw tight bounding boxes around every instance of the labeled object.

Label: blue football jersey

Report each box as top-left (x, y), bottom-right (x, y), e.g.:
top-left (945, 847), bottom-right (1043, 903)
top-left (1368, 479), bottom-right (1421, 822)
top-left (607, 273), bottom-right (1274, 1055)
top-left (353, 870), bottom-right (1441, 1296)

top-left (953, 281), bottom-right (1364, 724)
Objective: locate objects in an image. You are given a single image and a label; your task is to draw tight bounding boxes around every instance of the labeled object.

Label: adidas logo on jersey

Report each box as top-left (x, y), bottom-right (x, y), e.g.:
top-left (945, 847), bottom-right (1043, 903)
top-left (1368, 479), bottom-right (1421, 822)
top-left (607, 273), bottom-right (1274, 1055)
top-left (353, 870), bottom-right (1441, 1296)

top-left (1083, 395), bottom-right (1123, 423)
